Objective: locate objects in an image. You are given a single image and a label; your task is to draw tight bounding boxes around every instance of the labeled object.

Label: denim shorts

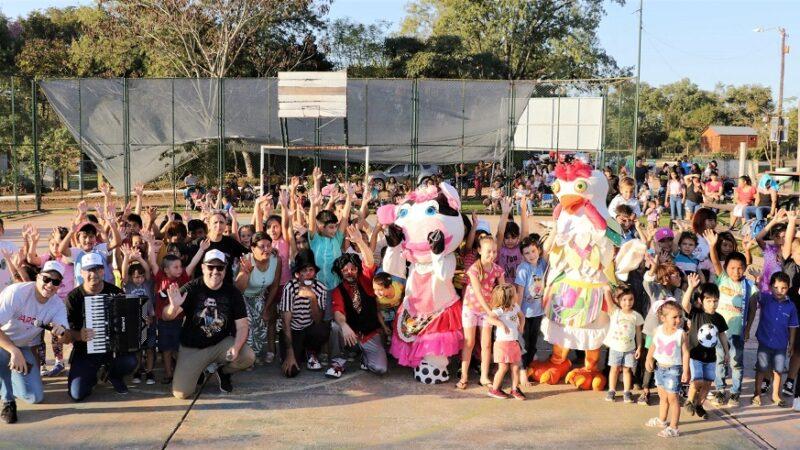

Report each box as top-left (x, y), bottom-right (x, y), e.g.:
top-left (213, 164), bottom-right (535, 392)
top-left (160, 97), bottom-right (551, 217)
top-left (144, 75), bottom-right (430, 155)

top-left (144, 323), bottom-right (157, 349)
top-left (756, 346), bottom-right (787, 373)
top-left (608, 349), bottom-right (636, 368)
top-left (654, 365), bottom-right (682, 393)
top-left (689, 358), bottom-right (716, 381)
top-left (685, 199), bottom-right (700, 214)
top-left (157, 320), bottom-right (182, 352)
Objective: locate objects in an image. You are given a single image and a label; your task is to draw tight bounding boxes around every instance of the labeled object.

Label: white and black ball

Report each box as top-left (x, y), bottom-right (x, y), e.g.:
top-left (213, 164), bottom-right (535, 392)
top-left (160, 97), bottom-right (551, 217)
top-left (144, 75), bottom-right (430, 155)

top-left (697, 323), bottom-right (718, 348)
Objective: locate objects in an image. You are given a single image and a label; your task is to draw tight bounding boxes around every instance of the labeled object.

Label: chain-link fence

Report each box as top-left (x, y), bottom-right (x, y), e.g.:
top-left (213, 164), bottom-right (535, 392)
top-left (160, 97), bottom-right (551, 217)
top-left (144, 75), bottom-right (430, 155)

top-left (0, 76), bottom-right (635, 211)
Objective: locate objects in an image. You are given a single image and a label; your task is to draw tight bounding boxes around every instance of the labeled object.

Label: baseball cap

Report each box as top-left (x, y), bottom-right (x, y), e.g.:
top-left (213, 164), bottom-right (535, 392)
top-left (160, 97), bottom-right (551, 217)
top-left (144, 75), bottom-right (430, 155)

top-left (80, 252), bottom-right (105, 270)
top-left (654, 227), bottom-right (674, 242)
top-left (42, 260), bottom-right (65, 278)
top-left (203, 249), bottom-right (227, 265)
top-left (475, 219), bottom-right (491, 235)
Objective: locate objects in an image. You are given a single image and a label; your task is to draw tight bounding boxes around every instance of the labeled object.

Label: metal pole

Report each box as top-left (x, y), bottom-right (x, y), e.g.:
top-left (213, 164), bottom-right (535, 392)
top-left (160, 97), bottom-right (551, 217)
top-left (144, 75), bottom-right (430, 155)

top-left (259, 145), bottom-right (265, 196)
top-left (775, 28), bottom-right (787, 167)
top-left (460, 80), bottom-right (466, 194)
top-left (343, 117), bottom-right (349, 180)
top-left (632, 0), bottom-right (643, 164)
top-left (506, 80), bottom-right (515, 190)
top-left (796, 98), bottom-right (800, 174)
top-left (31, 79), bottom-right (41, 211)
top-left (171, 78), bottom-right (176, 209)
top-left (280, 118), bottom-right (289, 186)
top-left (10, 77), bottom-right (18, 212)
top-left (123, 78), bottom-right (130, 205)
top-left (78, 79), bottom-right (83, 198)
top-left (218, 78), bottom-right (225, 193)
top-left (411, 79), bottom-right (419, 183)
top-left (314, 117), bottom-right (321, 167)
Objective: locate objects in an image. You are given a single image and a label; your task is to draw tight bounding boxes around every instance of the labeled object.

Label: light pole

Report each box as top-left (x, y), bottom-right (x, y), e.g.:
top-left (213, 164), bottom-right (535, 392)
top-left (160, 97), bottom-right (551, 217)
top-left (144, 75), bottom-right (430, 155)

top-left (754, 26), bottom-right (789, 167)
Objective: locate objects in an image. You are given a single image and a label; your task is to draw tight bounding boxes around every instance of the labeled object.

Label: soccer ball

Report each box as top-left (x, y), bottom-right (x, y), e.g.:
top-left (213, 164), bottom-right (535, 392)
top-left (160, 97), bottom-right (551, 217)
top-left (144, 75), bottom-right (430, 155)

top-left (698, 323), bottom-right (719, 348)
top-left (414, 360), bottom-right (449, 384)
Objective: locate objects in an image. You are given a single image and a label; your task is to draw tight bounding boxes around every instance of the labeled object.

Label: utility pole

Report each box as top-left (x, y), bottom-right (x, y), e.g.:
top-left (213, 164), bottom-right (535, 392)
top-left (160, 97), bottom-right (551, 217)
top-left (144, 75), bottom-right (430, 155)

top-left (776, 27), bottom-right (787, 167)
top-left (633, 0), bottom-right (643, 163)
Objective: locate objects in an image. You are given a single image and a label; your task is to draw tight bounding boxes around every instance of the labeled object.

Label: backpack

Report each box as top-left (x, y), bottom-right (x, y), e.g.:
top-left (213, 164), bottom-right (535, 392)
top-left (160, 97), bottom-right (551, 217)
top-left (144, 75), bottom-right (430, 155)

top-left (749, 218), bottom-right (766, 240)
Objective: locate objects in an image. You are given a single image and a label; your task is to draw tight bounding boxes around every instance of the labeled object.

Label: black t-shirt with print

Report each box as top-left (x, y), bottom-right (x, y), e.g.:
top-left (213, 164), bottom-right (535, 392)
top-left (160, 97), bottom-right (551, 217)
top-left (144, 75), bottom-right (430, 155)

top-left (178, 278), bottom-right (247, 349)
top-left (190, 235), bottom-right (248, 283)
top-left (65, 282), bottom-right (124, 360)
top-left (688, 306), bottom-right (728, 363)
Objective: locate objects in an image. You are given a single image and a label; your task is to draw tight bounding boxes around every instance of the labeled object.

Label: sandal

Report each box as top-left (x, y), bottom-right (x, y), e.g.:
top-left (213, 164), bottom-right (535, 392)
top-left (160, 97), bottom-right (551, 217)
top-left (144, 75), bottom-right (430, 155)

top-left (657, 426), bottom-right (680, 438)
top-left (480, 379), bottom-right (493, 387)
top-left (752, 395), bottom-right (762, 406)
top-left (775, 398), bottom-right (787, 408)
top-left (455, 380), bottom-right (468, 390)
top-left (645, 417), bottom-right (667, 428)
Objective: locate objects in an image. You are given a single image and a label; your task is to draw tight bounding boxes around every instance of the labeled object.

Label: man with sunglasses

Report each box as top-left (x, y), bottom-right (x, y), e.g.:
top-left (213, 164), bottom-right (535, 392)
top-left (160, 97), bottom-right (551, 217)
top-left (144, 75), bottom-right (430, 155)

top-left (65, 253), bottom-right (136, 401)
top-left (165, 250), bottom-right (254, 398)
top-left (0, 261), bottom-right (69, 424)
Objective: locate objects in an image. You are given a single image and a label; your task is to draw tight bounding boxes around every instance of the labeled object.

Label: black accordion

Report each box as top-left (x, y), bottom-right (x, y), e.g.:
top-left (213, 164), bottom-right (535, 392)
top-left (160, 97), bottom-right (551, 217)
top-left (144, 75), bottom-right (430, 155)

top-left (84, 294), bottom-right (148, 355)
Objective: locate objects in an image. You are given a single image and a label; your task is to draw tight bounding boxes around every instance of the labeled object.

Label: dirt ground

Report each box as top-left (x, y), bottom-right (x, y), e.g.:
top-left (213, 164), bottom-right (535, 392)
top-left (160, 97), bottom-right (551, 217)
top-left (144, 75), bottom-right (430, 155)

top-left (0, 212), bottom-right (796, 449)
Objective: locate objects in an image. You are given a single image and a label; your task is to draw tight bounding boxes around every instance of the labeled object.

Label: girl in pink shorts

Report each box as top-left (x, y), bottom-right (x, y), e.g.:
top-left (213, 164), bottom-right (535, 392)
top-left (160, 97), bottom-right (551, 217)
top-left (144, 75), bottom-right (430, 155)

top-left (456, 235), bottom-right (505, 389)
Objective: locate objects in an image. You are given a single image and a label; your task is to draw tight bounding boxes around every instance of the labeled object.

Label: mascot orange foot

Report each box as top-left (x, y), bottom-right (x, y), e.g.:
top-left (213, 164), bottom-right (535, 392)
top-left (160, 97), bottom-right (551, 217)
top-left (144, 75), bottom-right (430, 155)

top-left (528, 345), bottom-right (607, 391)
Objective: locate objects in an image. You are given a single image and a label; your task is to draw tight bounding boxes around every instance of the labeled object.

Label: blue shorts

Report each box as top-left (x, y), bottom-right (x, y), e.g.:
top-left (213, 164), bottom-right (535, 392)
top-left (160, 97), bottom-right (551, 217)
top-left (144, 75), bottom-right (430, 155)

top-left (685, 199), bottom-right (700, 214)
top-left (157, 320), bottom-right (182, 352)
top-left (689, 358), bottom-right (715, 381)
top-left (607, 349), bottom-right (636, 368)
top-left (654, 365), bottom-right (682, 393)
top-left (756, 346), bottom-right (787, 373)
top-left (144, 323), bottom-right (157, 349)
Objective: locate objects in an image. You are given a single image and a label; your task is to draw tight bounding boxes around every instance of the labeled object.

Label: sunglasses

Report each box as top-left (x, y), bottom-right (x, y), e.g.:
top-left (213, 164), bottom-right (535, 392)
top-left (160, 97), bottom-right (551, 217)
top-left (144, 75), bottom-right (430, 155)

top-left (204, 264), bottom-right (226, 272)
top-left (40, 275), bottom-right (62, 286)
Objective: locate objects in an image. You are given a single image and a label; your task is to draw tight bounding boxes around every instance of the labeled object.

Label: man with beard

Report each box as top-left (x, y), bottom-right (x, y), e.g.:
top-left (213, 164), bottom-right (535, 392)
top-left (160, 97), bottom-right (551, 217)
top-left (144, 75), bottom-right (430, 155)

top-left (0, 261), bottom-right (69, 423)
top-left (164, 250), bottom-right (254, 398)
top-left (325, 226), bottom-right (388, 378)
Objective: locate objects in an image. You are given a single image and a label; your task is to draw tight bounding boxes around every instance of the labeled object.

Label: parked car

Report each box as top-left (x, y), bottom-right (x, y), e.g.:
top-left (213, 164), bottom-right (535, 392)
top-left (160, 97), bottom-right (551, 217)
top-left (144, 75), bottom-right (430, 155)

top-left (368, 164), bottom-right (442, 186)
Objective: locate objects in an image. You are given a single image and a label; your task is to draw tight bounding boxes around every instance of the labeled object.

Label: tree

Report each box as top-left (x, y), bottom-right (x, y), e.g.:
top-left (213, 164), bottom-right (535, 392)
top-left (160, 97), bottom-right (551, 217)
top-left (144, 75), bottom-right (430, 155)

top-left (400, 0), bottom-right (628, 80)
top-left (322, 18), bottom-right (390, 73)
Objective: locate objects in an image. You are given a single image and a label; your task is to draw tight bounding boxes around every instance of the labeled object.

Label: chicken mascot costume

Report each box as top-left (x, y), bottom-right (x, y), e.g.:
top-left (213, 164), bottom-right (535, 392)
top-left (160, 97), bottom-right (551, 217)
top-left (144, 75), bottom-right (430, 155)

top-left (529, 156), bottom-right (645, 390)
top-left (377, 182), bottom-right (466, 384)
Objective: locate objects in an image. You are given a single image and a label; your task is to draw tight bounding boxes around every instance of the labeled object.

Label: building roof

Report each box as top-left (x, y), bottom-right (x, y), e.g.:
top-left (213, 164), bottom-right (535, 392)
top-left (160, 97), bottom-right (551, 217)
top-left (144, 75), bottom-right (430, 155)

top-left (706, 125), bottom-right (757, 136)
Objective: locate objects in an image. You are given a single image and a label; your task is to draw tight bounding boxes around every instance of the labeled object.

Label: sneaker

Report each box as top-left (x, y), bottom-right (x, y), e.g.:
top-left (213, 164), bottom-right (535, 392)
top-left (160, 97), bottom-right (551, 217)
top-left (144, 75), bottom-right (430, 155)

top-left (44, 362), bottom-right (65, 377)
top-left (706, 390), bottom-right (717, 400)
top-left (145, 372), bottom-right (156, 385)
top-left (623, 391), bottom-right (634, 404)
top-left (645, 417), bottom-right (667, 428)
top-left (657, 426), bottom-right (680, 438)
top-left (307, 355), bottom-right (322, 371)
top-left (684, 401), bottom-right (696, 416)
top-left (487, 388), bottom-right (509, 399)
top-left (783, 379), bottom-right (795, 397)
top-left (110, 378), bottom-right (129, 395)
top-left (360, 362), bottom-right (368, 371)
top-left (325, 363), bottom-right (343, 379)
top-left (40, 366), bottom-right (49, 377)
top-left (712, 391), bottom-right (727, 407)
top-left (1, 401), bottom-right (17, 424)
top-left (696, 404), bottom-right (708, 420)
top-left (793, 397), bottom-right (800, 412)
top-left (132, 371), bottom-right (143, 384)
top-left (605, 390), bottom-right (616, 402)
top-left (637, 393), bottom-right (650, 406)
top-left (216, 371), bottom-right (232, 394)
top-left (511, 388), bottom-right (526, 400)
top-left (728, 393), bottom-right (741, 408)
top-left (264, 352), bottom-right (275, 364)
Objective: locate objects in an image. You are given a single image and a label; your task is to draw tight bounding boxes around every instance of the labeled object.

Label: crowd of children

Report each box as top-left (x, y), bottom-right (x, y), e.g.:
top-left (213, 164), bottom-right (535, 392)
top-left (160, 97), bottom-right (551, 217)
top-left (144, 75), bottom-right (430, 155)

top-left (0, 162), bottom-right (798, 438)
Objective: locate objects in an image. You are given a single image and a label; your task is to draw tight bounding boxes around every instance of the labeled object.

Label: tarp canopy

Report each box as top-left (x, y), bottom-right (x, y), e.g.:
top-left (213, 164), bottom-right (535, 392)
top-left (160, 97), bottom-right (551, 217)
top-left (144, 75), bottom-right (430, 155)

top-left (40, 78), bottom-right (541, 190)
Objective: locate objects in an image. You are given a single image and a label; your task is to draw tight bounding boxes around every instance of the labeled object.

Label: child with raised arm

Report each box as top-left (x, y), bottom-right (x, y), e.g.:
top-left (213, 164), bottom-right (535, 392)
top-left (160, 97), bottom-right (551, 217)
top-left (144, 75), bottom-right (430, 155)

top-left (681, 273), bottom-right (729, 420)
top-left (603, 286), bottom-right (644, 403)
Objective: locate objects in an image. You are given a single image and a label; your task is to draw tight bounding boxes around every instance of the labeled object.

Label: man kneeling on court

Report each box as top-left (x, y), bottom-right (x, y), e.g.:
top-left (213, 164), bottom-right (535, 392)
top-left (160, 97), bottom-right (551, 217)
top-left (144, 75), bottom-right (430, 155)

top-left (164, 250), bottom-right (254, 398)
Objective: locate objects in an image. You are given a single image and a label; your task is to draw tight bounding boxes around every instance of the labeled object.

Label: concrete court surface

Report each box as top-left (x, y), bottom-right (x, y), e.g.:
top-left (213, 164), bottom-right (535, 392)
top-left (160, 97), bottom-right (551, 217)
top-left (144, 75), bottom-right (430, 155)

top-left (0, 211), bottom-right (797, 449)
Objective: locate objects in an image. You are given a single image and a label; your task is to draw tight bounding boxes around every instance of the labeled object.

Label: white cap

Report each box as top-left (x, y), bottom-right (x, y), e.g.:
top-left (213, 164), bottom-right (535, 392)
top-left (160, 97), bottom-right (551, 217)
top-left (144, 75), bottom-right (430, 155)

top-left (475, 219), bottom-right (491, 234)
top-left (203, 249), bottom-right (226, 264)
top-left (80, 252), bottom-right (105, 270)
top-left (42, 260), bottom-right (65, 278)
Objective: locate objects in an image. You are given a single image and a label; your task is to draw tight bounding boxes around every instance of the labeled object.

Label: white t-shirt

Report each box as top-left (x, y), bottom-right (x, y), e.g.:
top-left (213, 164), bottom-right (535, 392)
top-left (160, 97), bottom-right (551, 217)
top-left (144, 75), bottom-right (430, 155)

top-left (0, 282), bottom-right (68, 347)
top-left (492, 304), bottom-right (521, 342)
top-left (603, 309), bottom-right (644, 352)
top-left (0, 240), bottom-right (20, 290)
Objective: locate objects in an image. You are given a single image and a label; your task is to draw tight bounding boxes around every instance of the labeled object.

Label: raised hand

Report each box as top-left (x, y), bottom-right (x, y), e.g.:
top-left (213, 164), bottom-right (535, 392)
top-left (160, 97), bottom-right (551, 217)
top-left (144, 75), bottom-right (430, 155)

top-left (687, 272), bottom-right (701, 289)
top-left (312, 167), bottom-right (323, 183)
top-left (198, 238), bottom-right (211, 252)
top-left (99, 182), bottom-right (112, 198)
top-left (278, 189), bottom-right (289, 208)
top-left (347, 224), bottom-right (364, 244)
top-left (500, 197), bottom-right (513, 215)
top-left (133, 182), bottom-right (144, 198)
top-left (166, 283), bottom-right (187, 308)
top-left (239, 256), bottom-right (253, 274)
top-left (77, 200), bottom-right (89, 217)
top-left (703, 229), bottom-right (717, 248)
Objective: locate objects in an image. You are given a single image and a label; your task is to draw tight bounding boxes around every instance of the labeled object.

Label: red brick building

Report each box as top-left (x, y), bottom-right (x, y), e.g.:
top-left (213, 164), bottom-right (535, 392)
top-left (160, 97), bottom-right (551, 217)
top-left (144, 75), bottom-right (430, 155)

top-left (700, 126), bottom-right (758, 154)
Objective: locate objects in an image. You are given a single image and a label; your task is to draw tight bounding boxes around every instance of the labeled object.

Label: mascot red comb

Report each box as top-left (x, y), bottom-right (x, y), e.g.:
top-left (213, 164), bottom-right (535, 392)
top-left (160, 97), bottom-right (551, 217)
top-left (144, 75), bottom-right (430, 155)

top-left (528, 156), bottom-right (644, 390)
top-left (377, 183), bottom-right (466, 384)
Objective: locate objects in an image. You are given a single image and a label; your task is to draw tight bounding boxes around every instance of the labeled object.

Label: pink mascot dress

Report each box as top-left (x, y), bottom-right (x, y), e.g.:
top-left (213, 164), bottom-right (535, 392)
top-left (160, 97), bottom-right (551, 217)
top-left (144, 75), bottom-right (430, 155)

top-left (377, 182), bottom-right (466, 383)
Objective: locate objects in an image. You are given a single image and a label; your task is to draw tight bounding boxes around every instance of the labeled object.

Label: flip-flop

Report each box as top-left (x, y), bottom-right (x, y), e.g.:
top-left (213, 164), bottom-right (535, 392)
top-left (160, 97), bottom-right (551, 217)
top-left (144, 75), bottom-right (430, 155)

top-left (480, 379), bottom-right (493, 387)
top-left (455, 380), bottom-right (468, 390)
top-left (775, 399), bottom-right (787, 408)
top-left (752, 395), bottom-right (762, 406)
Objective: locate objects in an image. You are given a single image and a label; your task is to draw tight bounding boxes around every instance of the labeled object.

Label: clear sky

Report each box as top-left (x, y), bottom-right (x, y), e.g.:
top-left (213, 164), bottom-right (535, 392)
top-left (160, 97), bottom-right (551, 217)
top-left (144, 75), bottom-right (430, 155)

top-left (0, 0), bottom-right (796, 101)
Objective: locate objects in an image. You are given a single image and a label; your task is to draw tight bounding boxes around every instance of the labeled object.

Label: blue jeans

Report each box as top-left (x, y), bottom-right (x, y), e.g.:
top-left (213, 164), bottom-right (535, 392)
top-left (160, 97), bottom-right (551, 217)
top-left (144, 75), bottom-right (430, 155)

top-left (685, 199), bottom-right (700, 215)
top-left (0, 347), bottom-right (44, 404)
top-left (516, 199), bottom-right (533, 216)
top-left (67, 352), bottom-right (137, 401)
top-left (715, 333), bottom-right (744, 394)
top-left (743, 206), bottom-right (770, 221)
top-left (669, 195), bottom-right (684, 220)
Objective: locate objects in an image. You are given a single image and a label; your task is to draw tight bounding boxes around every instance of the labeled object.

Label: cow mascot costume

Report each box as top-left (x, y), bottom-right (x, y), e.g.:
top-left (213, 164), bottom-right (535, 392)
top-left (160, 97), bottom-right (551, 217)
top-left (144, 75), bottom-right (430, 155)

top-left (529, 156), bottom-right (645, 390)
top-left (377, 183), bottom-right (466, 384)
